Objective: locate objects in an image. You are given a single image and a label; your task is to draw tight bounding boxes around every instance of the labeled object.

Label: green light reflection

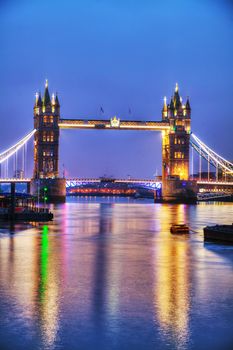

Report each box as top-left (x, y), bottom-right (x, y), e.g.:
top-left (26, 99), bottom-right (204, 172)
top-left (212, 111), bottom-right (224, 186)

top-left (39, 225), bottom-right (49, 300)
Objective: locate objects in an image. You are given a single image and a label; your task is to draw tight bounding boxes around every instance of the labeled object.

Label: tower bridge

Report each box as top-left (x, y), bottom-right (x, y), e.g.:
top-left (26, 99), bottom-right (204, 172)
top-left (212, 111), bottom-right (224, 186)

top-left (31, 81), bottom-right (193, 202)
top-left (0, 81), bottom-right (233, 203)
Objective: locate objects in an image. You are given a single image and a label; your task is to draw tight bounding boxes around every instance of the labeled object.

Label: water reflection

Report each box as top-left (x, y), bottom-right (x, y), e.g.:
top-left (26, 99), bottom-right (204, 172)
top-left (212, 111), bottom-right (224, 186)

top-left (0, 200), bottom-right (233, 349)
top-left (38, 225), bottom-right (60, 348)
top-left (153, 205), bottom-right (190, 349)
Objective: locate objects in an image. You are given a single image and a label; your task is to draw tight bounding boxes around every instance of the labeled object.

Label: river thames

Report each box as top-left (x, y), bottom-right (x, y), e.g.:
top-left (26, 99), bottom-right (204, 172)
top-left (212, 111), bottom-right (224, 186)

top-left (0, 198), bottom-right (233, 350)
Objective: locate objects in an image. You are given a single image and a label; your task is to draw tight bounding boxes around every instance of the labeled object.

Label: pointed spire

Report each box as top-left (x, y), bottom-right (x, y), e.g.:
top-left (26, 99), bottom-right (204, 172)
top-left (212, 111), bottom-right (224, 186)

top-left (37, 92), bottom-right (42, 106)
top-left (170, 97), bottom-right (174, 110)
top-left (55, 93), bottom-right (60, 107)
top-left (186, 97), bottom-right (191, 110)
top-left (43, 79), bottom-right (51, 106)
top-left (178, 96), bottom-right (183, 111)
top-left (51, 93), bottom-right (55, 105)
top-left (163, 96), bottom-right (167, 111)
top-left (34, 92), bottom-right (39, 107)
top-left (173, 82), bottom-right (181, 108)
top-left (34, 92), bottom-right (42, 107)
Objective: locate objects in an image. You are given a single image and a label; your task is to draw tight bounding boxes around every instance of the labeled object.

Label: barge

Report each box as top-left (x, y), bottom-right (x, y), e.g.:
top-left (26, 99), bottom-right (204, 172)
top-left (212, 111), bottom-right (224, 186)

top-left (204, 224), bottom-right (233, 243)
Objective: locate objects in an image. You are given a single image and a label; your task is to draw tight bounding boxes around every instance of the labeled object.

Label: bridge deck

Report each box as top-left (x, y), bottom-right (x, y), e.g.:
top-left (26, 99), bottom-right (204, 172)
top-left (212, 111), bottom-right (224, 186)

top-left (59, 119), bottom-right (170, 131)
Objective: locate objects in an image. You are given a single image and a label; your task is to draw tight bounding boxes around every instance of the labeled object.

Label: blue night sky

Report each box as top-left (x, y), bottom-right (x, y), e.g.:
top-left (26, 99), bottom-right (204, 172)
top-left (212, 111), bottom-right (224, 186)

top-left (0, 0), bottom-right (233, 178)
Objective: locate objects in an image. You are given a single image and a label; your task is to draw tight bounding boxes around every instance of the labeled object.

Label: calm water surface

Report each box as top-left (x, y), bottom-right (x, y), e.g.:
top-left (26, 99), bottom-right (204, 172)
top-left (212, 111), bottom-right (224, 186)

top-left (0, 198), bottom-right (233, 350)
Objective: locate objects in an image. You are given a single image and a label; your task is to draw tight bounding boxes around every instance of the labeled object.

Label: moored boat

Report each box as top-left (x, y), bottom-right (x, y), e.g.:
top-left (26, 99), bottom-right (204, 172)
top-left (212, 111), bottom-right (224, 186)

top-left (170, 224), bottom-right (189, 234)
top-left (0, 194), bottom-right (53, 222)
top-left (204, 224), bottom-right (233, 243)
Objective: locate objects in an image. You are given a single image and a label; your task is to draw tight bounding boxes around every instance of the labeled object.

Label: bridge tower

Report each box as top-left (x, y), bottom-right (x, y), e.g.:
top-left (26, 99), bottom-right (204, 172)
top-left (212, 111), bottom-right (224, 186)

top-left (31, 80), bottom-right (66, 202)
top-left (161, 84), bottom-right (196, 202)
top-left (33, 80), bottom-right (60, 178)
top-left (162, 83), bottom-right (191, 180)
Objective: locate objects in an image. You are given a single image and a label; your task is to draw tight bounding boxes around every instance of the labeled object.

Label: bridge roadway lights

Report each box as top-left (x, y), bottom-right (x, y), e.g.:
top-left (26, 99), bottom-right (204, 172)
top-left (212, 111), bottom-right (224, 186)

top-left (161, 178), bottom-right (198, 203)
top-left (30, 178), bottom-right (66, 203)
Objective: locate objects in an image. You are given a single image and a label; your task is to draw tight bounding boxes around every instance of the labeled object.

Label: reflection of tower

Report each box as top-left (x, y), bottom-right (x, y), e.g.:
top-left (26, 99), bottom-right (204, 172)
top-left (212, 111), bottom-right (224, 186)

top-left (33, 80), bottom-right (60, 179)
top-left (162, 83), bottom-right (191, 181)
top-left (38, 225), bottom-right (60, 347)
top-left (153, 204), bottom-right (191, 348)
top-left (92, 204), bottom-right (111, 321)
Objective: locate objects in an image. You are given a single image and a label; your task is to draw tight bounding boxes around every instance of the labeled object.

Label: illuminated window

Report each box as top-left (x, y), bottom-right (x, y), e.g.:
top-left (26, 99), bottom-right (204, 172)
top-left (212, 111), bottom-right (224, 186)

top-left (50, 132), bottom-right (54, 142)
top-left (176, 120), bottom-right (184, 126)
top-left (43, 115), bottom-right (53, 124)
top-left (43, 149), bottom-right (54, 157)
top-left (175, 138), bottom-right (184, 145)
top-left (174, 152), bottom-right (184, 159)
top-left (42, 131), bottom-right (54, 142)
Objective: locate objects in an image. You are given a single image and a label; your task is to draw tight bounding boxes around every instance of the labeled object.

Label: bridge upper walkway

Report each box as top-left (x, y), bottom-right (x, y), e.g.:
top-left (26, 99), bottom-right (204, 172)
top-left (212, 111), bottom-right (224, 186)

top-left (59, 119), bottom-right (170, 131)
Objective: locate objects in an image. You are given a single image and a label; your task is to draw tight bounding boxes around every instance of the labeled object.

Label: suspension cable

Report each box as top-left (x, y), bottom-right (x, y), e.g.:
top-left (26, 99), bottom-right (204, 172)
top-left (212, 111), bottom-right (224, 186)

top-left (190, 133), bottom-right (233, 175)
top-left (0, 129), bottom-right (36, 164)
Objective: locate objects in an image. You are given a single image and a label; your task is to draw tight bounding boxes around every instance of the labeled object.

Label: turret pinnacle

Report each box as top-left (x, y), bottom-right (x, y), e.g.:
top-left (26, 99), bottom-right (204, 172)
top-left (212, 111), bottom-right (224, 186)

top-left (34, 92), bottom-right (42, 107)
top-left (43, 79), bottom-right (51, 106)
top-left (170, 97), bottom-right (174, 110)
top-left (173, 83), bottom-right (181, 108)
top-left (34, 92), bottom-right (39, 107)
top-left (163, 96), bottom-right (167, 111)
top-left (55, 93), bottom-right (60, 107)
top-left (186, 97), bottom-right (191, 110)
top-left (51, 93), bottom-right (55, 105)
